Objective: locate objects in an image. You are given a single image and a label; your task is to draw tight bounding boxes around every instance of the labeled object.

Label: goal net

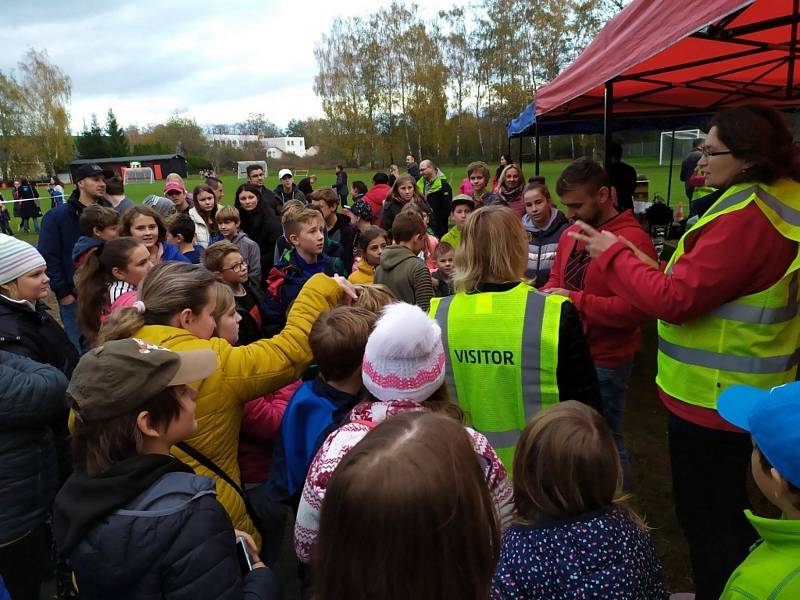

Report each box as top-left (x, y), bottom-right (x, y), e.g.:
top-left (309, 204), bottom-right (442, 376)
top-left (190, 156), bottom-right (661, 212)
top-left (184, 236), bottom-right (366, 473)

top-left (659, 129), bottom-right (706, 165)
top-left (122, 167), bottom-right (154, 184)
top-left (237, 161), bottom-right (268, 179)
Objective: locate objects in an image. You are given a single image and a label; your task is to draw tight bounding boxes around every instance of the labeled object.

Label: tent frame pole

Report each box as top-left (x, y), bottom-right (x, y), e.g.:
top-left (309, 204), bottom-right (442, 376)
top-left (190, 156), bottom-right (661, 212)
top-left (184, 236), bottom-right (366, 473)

top-left (535, 120), bottom-right (541, 175)
top-left (518, 137), bottom-right (523, 170)
top-left (788, 0), bottom-right (799, 99)
top-left (667, 127), bottom-right (676, 206)
top-left (603, 81), bottom-right (614, 168)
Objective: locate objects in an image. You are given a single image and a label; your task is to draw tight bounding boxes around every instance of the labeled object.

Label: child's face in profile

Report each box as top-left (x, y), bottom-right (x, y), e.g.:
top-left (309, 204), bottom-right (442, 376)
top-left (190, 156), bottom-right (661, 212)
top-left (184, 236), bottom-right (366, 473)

top-left (292, 219), bottom-right (325, 257)
top-left (218, 220), bottom-right (238, 238)
top-left (214, 301), bottom-right (241, 345)
top-left (436, 251), bottom-right (454, 277)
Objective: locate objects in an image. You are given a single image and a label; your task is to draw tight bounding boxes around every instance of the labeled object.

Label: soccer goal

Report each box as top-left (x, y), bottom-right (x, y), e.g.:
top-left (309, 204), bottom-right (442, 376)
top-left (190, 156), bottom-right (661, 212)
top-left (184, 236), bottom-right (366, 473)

top-left (122, 167), bottom-right (154, 184)
top-left (237, 161), bottom-right (268, 179)
top-left (659, 129), bottom-right (706, 165)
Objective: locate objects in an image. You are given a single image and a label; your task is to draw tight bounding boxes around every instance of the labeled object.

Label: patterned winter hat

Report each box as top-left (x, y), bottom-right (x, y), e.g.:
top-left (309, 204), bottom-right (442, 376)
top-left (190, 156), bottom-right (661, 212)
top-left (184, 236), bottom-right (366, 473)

top-left (0, 234), bottom-right (46, 286)
top-left (362, 302), bottom-right (446, 402)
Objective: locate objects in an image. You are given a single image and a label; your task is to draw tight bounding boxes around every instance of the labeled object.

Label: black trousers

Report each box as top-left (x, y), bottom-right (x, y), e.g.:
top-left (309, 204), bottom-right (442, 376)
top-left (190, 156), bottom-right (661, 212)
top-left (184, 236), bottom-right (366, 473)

top-left (0, 521), bottom-right (48, 600)
top-left (668, 414), bottom-right (757, 600)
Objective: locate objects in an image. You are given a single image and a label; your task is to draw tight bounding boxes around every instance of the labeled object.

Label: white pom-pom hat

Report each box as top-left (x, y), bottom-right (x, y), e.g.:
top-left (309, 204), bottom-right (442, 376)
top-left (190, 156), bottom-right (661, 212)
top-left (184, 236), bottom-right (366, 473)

top-left (362, 302), bottom-right (446, 402)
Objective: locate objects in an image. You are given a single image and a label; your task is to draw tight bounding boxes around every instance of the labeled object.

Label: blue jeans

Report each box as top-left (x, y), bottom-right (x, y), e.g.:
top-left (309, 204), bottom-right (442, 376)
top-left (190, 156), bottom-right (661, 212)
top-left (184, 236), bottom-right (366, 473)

top-left (59, 300), bottom-right (82, 353)
top-left (20, 217), bottom-right (40, 233)
top-left (595, 362), bottom-right (633, 487)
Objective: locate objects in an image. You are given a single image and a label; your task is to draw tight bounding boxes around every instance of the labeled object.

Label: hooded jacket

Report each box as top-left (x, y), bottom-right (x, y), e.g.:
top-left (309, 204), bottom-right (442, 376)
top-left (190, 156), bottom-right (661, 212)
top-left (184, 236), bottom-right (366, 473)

top-left (374, 245), bottom-right (434, 311)
top-left (522, 209), bottom-right (570, 287)
top-left (71, 234), bottom-right (104, 268)
top-left (230, 231), bottom-right (262, 284)
top-left (188, 207), bottom-right (212, 248)
top-left (363, 184), bottom-right (392, 221)
top-left (326, 212), bottom-right (357, 270)
top-left (348, 259), bottom-right (374, 284)
top-left (542, 210), bottom-right (656, 368)
top-left (127, 274), bottom-right (341, 545)
top-left (272, 184), bottom-right (306, 205)
top-left (0, 351), bottom-right (68, 545)
top-left (417, 171), bottom-right (453, 237)
top-left (53, 454), bottom-right (277, 600)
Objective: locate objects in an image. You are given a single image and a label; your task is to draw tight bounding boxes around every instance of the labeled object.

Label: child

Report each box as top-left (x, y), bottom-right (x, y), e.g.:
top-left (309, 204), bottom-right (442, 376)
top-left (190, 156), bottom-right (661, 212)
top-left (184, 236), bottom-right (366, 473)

top-left (264, 207), bottom-right (346, 335)
top-left (267, 306), bottom-right (377, 508)
top-left (490, 401), bottom-right (667, 599)
top-left (72, 204), bottom-right (120, 269)
top-left (166, 213), bottom-right (203, 264)
top-left (399, 199), bottom-right (439, 272)
top-left (309, 188), bottom-right (357, 270)
top-left (211, 283), bottom-right (300, 566)
top-left (121, 205), bottom-right (190, 265)
top-left (52, 338), bottom-right (277, 599)
top-left (0, 191), bottom-right (12, 236)
top-left (189, 183), bottom-right (221, 248)
top-left (343, 198), bottom-right (374, 265)
top-left (374, 211), bottom-right (434, 311)
top-left (350, 180), bottom-right (368, 204)
top-left (313, 412), bottom-right (501, 600)
top-left (348, 226), bottom-right (387, 285)
top-left (432, 241), bottom-right (454, 297)
top-left (441, 194), bottom-right (475, 248)
top-left (216, 205), bottom-right (262, 284)
top-left (352, 283), bottom-right (397, 314)
top-left (75, 237), bottom-right (153, 344)
top-left (717, 382), bottom-right (800, 599)
top-left (521, 177), bottom-right (569, 285)
top-left (294, 302), bottom-right (512, 563)
top-left (204, 241), bottom-right (268, 345)
top-left (381, 174), bottom-right (425, 236)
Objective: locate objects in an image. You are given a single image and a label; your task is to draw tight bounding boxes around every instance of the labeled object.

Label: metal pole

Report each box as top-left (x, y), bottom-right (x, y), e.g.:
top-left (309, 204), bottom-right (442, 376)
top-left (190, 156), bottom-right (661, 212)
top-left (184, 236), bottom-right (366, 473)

top-left (535, 120), bottom-right (541, 175)
top-left (667, 128), bottom-right (676, 206)
top-left (603, 81), bottom-right (614, 168)
top-left (788, 0), bottom-right (799, 99)
top-left (507, 135), bottom-right (512, 159)
top-left (518, 137), bottom-right (523, 170)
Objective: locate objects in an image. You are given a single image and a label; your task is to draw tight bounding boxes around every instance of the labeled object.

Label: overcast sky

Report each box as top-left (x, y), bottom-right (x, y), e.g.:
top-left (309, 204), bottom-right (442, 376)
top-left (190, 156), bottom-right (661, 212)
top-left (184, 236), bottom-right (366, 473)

top-left (1, 0), bottom-right (457, 133)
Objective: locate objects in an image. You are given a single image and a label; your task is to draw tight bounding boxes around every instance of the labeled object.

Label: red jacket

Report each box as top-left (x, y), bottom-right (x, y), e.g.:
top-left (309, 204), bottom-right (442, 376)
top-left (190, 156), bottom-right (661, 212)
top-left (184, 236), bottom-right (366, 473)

top-left (543, 210), bottom-right (657, 368)
top-left (363, 184), bottom-right (391, 222)
top-left (238, 380), bottom-right (301, 484)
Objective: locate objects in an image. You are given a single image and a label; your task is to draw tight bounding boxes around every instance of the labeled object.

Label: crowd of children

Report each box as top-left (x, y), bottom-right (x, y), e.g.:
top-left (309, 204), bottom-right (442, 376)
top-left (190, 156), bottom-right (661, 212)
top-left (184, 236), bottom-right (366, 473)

top-left (2, 131), bottom-right (799, 600)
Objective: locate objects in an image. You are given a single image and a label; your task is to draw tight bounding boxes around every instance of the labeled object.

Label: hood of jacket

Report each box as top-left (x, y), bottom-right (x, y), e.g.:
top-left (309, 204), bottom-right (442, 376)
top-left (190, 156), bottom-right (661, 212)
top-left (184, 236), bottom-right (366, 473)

top-left (71, 235), bottom-right (104, 263)
top-left (53, 454), bottom-right (194, 554)
top-left (522, 208), bottom-right (569, 236)
top-left (379, 245), bottom-right (418, 271)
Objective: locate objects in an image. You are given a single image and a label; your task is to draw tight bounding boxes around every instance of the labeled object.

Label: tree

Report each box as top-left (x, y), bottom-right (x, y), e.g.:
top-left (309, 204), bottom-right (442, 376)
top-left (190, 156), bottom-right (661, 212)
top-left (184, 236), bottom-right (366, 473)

top-left (438, 8), bottom-right (473, 160)
top-left (0, 72), bottom-right (35, 181)
top-left (236, 113), bottom-right (282, 137)
top-left (149, 116), bottom-right (207, 157)
top-left (105, 109), bottom-right (130, 156)
top-left (75, 114), bottom-right (108, 159)
top-left (17, 49), bottom-right (73, 174)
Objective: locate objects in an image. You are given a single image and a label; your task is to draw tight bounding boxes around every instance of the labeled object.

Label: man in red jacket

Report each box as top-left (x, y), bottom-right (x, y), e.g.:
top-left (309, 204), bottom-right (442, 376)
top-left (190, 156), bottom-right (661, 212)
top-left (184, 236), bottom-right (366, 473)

top-left (542, 157), bottom-right (657, 484)
top-left (362, 172), bottom-right (392, 224)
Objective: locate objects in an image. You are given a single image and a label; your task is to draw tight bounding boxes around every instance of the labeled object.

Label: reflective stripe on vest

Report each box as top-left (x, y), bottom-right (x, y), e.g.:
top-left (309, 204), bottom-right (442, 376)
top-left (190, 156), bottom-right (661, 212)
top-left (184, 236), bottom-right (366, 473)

top-left (430, 283), bottom-right (565, 471)
top-left (657, 180), bottom-right (800, 409)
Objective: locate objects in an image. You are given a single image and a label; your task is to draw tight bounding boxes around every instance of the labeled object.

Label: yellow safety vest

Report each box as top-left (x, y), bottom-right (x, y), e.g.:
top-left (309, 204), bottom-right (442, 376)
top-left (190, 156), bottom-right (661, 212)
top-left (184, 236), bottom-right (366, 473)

top-left (430, 283), bottom-right (566, 470)
top-left (692, 165), bottom-right (716, 200)
top-left (657, 179), bottom-right (800, 409)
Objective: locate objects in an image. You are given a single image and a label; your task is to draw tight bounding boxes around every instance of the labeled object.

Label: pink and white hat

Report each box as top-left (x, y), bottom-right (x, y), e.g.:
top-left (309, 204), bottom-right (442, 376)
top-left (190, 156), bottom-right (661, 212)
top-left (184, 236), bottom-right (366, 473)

top-left (362, 302), bottom-right (446, 402)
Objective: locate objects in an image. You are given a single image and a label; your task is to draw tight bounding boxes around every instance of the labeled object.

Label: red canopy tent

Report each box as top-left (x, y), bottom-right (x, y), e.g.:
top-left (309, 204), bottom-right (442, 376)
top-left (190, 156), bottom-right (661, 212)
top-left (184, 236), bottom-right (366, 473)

top-left (509, 0), bottom-right (800, 177)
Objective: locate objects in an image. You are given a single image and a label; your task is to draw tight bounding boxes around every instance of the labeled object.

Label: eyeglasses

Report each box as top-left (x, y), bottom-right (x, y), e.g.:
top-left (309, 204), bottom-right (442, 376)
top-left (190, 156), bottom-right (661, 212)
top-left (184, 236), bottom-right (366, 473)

top-left (222, 262), bottom-right (248, 273)
top-left (701, 148), bottom-right (732, 158)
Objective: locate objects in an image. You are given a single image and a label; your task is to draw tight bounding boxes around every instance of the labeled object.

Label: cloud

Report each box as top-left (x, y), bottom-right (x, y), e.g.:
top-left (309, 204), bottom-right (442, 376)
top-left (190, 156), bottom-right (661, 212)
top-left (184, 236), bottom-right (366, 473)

top-left (1, 0), bottom-right (457, 130)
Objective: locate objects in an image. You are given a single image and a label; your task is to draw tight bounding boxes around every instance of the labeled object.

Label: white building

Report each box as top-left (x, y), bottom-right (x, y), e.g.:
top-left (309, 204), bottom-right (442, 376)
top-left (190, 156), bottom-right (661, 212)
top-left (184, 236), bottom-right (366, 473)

top-left (263, 137), bottom-right (307, 157)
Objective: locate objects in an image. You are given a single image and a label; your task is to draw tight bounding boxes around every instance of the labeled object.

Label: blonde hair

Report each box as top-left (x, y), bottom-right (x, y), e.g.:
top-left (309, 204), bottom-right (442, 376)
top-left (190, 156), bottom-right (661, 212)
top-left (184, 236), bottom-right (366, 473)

top-left (282, 206), bottom-right (324, 238)
top-left (497, 164), bottom-right (525, 190)
top-left (353, 284), bottom-right (397, 314)
top-left (98, 262), bottom-right (217, 343)
top-left (216, 205), bottom-right (240, 224)
top-left (513, 401), bottom-right (646, 529)
top-left (453, 205), bottom-right (528, 293)
top-left (211, 282), bottom-right (235, 323)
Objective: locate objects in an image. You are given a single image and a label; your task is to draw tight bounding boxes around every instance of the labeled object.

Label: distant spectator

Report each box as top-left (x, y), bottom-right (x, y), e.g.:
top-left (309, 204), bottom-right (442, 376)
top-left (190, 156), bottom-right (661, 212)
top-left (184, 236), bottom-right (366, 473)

top-left (274, 169), bottom-right (307, 204)
top-left (363, 173), bottom-right (392, 222)
top-left (417, 160), bottom-right (452, 237)
top-left (335, 165), bottom-right (348, 206)
top-left (388, 163), bottom-right (401, 187)
top-left (205, 176), bottom-right (224, 204)
top-left (350, 180), bottom-right (368, 203)
top-left (680, 138), bottom-right (705, 200)
top-left (16, 178), bottom-right (41, 234)
top-left (493, 154), bottom-right (511, 190)
top-left (405, 153), bottom-right (421, 180)
top-left (607, 141), bottom-right (637, 212)
top-left (48, 176), bottom-right (65, 209)
top-left (103, 176), bottom-right (135, 214)
top-left (298, 176), bottom-right (316, 196)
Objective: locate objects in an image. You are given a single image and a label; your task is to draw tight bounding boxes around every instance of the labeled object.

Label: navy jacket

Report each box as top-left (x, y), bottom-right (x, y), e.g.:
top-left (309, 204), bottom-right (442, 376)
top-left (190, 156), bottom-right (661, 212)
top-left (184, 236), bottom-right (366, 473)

top-left (55, 457), bottom-right (277, 600)
top-left (0, 351), bottom-right (68, 544)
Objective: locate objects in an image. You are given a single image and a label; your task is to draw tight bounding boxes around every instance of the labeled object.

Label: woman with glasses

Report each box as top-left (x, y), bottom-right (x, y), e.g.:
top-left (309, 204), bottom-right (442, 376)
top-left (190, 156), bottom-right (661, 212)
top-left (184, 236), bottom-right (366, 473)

top-left (568, 104), bottom-right (800, 600)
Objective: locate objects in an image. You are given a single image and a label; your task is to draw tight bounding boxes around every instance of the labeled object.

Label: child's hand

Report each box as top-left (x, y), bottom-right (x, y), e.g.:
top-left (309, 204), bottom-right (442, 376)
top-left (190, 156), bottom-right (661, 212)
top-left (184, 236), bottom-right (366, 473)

top-left (234, 529), bottom-right (265, 570)
top-left (333, 274), bottom-right (357, 304)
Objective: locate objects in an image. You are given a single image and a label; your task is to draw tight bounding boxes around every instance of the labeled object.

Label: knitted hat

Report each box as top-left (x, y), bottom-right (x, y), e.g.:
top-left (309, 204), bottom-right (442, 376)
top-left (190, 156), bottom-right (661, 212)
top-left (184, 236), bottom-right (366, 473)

top-left (0, 234), bottom-right (46, 286)
top-left (362, 302), bottom-right (446, 402)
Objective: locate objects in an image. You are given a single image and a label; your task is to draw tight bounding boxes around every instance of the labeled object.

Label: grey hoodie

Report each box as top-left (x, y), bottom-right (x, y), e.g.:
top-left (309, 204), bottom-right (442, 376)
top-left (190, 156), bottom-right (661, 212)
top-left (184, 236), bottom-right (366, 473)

top-left (374, 245), bottom-right (434, 311)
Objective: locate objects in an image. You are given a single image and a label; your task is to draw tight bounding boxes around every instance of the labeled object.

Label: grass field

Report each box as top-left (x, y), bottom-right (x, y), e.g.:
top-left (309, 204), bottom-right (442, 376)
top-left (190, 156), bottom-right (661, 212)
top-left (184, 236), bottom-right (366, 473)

top-left (6, 157), bottom-right (727, 593)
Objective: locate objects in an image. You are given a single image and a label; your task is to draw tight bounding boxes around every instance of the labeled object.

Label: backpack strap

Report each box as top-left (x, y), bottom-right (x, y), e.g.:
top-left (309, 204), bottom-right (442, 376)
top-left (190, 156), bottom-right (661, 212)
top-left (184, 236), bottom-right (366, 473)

top-left (176, 441), bottom-right (245, 499)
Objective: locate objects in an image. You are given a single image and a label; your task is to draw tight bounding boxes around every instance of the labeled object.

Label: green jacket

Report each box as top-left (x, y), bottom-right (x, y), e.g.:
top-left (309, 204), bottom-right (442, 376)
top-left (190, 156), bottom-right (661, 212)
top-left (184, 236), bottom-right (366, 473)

top-left (721, 510), bottom-right (800, 599)
top-left (440, 226), bottom-right (461, 248)
top-left (374, 245), bottom-right (434, 312)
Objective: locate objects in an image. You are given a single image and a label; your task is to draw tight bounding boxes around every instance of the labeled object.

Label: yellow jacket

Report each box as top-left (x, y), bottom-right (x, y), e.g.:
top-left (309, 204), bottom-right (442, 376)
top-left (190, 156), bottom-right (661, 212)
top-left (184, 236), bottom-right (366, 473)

top-left (348, 259), bottom-right (374, 284)
top-left (132, 273), bottom-right (341, 545)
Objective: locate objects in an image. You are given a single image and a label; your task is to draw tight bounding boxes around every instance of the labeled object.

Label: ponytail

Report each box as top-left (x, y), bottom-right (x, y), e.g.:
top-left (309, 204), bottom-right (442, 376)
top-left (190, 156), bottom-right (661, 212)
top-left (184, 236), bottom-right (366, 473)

top-left (99, 262), bottom-right (217, 343)
top-left (75, 238), bottom-right (145, 345)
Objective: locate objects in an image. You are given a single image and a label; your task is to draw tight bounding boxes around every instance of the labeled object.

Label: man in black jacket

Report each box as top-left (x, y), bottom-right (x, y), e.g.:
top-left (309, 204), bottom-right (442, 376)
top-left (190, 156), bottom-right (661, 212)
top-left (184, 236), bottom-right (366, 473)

top-left (246, 164), bottom-right (281, 215)
top-left (335, 165), bottom-right (348, 207)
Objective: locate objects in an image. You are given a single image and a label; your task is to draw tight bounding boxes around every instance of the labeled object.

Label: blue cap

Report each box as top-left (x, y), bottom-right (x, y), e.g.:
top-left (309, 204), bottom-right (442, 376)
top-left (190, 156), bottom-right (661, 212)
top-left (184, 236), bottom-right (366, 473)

top-left (718, 382), bottom-right (800, 487)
